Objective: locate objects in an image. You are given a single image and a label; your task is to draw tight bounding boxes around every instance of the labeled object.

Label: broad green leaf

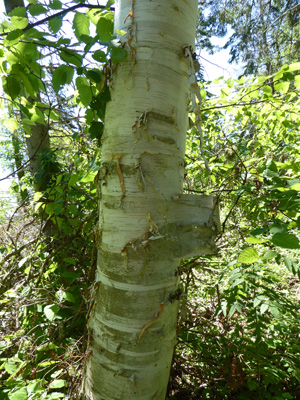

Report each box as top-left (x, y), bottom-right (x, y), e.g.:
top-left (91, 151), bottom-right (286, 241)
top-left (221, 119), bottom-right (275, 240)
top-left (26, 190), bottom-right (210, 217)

top-left (295, 75), bottom-right (300, 88)
top-left (76, 76), bottom-right (92, 106)
top-left (261, 250), bottom-right (278, 260)
top-left (85, 68), bottom-right (102, 83)
top-left (28, 4), bottom-right (47, 16)
top-left (96, 17), bottom-right (114, 41)
top-left (269, 305), bottom-right (280, 318)
top-left (260, 303), bottom-right (269, 314)
top-left (44, 304), bottom-right (60, 321)
top-left (274, 81), bottom-right (290, 94)
top-left (8, 388), bottom-right (27, 400)
top-left (45, 393), bottom-right (65, 399)
top-left (4, 359), bottom-right (19, 374)
top-left (262, 85), bottom-right (272, 95)
top-left (59, 50), bottom-right (82, 67)
top-left (290, 183), bottom-right (300, 191)
top-left (49, 16), bottom-right (63, 33)
top-left (68, 174), bottom-right (80, 187)
top-left (238, 248), bottom-right (259, 264)
top-left (3, 75), bottom-right (23, 100)
top-left (4, 29), bottom-right (23, 45)
top-left (52, 65), bottom-right (74, 93)
top-left (221, 86), bottom-right (231, 96)
top-left (27, 381), bottom-right (43, 394)
top-left (81, 171), bottom-right (97, 183)
top-left (288, 62), bottom-right (300, 71)
top-left (8, 6), bottom-right (26, 17)
top-left (48, 380), bottom-right (66, 389)
top-left (253, 295), bottom-right (264, 308)
top-left (89, 121), bottom-right (104, 144)
top-left (221, 301), bottom-right (227, 317)
top-left (245, 236), bottom-right (264, 244)
top-left (3, 118), bottom-right (19, 132)
top-left (56, 174), bottom-right (63, 185)
top-left (49, 0), bottom-right (62, 9)
top-left (110, 47), bottom-right (127, 63)
top-left (271, 233), bottom-right (300, 249)
top-left (62, 291), bottom-right (75, 303)
top-left (92, 49), bottom-right (107, 62)
top-left (11, 16), bottom-right (28, 29)
top-left (73, 12), bottom-right (90, 40)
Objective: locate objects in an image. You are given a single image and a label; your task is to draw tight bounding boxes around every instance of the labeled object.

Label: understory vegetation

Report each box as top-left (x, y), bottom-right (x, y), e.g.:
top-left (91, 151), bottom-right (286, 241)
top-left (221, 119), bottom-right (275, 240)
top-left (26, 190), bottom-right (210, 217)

top-left (1, 1), bottom-right (300, 399)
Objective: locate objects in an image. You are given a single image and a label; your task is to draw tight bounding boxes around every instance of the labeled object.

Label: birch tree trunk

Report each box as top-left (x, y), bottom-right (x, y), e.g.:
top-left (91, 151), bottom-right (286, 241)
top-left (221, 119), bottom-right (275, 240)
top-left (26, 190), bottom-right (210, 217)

top-left (83, 1), bottom-right (218, 398)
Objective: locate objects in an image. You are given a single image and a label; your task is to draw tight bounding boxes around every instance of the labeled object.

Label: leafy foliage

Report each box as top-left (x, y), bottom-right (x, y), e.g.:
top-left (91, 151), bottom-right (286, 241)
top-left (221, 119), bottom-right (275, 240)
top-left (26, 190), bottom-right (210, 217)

top-left (0, 1), bottom-right (300, 400)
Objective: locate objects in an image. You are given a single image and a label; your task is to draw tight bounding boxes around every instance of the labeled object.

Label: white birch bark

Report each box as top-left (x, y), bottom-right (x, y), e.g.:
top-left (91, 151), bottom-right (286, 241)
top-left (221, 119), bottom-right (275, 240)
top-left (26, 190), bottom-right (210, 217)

top-left (83, 1), bottom-right (218, 399)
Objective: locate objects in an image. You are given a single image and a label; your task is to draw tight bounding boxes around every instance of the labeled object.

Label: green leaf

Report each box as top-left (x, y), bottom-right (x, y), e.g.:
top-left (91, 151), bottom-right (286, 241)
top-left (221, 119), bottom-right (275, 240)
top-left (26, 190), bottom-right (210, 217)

top-left (11, 16), bottom-right (28, 29)
top-left (238, 248), bottom-right (259, 264)
top-left (85, 68), bottom-right (102, 83)
top-left (221, 301), bottom-right (227, 317)
top-left (110, 47), bottom-right (127, 63)
top-left (49, 0), bottom-right (62, 9)
top-left (8, 388), bottom-right (27, 400)
top-left (8, 6), bottom-right (26, 17)
top-left (68, 174), bottom-right (80, 187)
top-left (45, 393), bottom-right (65, 399)
top-left (44, 304), bottom-right (60, 321)
top-left (59, 50), bottom-right (82, 67)
top-left (76, 76), bottom-right (92, 106)
top-left (261, 250), bottom-right (278, 260)
top-left (4, 29), bottom-right (23, 45)
top-left (274, 81), bottom-right (290, 94)
top-left (48, 380), bottom-right (66, 389)
top-left (262, 85), bottom-right (272, 95)
top-left (245, 236), bottom-right (264, 244)
top-left (73, 12), bottom-right (90, 40)
top-left (96, 17), bottom-right (114, 41)
top-left (260, 303), bottom-right (269, 314)
top-left (89, 121), bottom-right (104, 144)
top-left (290, 182), bottom-right (300, 191)
top-left (4, 359), bottom-right (19, 374)
top-left (271, 233), bottom-right (300, 249)
top-left (253, 295), bottom-right (264, 308)
top-left (28, 4), bottom-right (47, 16)
top-left (49, 16), bottom-right (63, 33)
top-left (3, 75), bottom-right (23, 100)
top-left (26, 381), bottom-right (43, 394)
top-left (52, 65), bottom-right (74, 93)
top-left (295, 75), bottom-right (300, 88)
top-left (288, 62), bottom-right (300, 71)
top-left (92, 50), bottom-right (107, 62)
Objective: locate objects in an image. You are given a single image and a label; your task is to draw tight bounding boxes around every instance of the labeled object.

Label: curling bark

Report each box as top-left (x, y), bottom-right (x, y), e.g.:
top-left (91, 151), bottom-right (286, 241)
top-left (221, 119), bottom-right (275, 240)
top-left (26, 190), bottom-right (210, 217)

top-left (83, 1), bottom-right (218, 399)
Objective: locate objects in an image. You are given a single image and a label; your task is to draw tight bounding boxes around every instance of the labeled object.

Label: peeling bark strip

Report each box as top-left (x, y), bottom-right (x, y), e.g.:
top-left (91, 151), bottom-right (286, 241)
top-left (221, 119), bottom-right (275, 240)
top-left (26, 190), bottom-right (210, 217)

top-left (83, 1), bottom-right (218, 399)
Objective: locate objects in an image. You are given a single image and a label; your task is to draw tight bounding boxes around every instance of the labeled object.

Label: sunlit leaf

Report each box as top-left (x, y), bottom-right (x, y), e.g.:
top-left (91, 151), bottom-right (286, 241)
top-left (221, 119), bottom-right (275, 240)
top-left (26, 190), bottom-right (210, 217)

top-left (73, 12), bottom-right (90, 40)
top-left (8, 388), bottom-right (27, 400)
top-left (44, 304), bottom-right (60, 321)
top-left (96, 17), bottom-right (114, 41)
top-left (238, 248), bottom-right (259, 264)
top-left (49, 379), bottom-right (66, 389)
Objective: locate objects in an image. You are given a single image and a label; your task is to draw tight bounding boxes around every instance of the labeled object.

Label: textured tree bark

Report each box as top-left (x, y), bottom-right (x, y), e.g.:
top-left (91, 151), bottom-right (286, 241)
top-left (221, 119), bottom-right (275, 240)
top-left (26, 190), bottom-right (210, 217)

top-left (83, 1), bottom-right (218, 399)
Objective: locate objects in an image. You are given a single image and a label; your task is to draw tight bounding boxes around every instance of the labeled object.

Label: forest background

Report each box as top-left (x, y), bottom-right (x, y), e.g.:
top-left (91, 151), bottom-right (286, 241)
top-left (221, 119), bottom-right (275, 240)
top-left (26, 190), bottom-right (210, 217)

top-left (1, 1), bottom-right (300, 399)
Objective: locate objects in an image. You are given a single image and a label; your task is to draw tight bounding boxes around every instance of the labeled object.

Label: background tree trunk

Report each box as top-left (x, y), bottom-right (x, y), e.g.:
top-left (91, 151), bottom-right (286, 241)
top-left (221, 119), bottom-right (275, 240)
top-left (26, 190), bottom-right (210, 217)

top-left (83, 1), bottom-right (218, 399)
top-left (4, 0), bottom-right (51, 193)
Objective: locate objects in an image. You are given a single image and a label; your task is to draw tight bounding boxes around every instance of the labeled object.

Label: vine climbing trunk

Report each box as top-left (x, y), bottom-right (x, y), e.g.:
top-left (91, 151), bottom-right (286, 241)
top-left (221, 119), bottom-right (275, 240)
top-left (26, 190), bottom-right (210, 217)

top-left (83, 1), bottom-right (218, 399)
